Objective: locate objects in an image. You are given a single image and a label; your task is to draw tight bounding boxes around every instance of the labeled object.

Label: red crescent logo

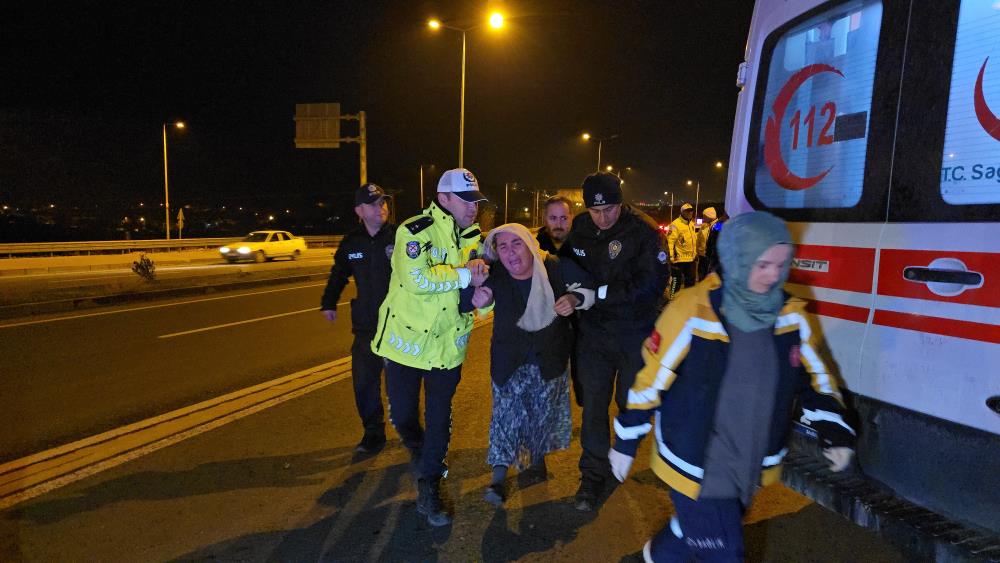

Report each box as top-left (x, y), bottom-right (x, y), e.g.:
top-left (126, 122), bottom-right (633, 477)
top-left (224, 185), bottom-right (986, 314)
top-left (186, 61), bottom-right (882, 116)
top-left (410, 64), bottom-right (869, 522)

top-left (975, 57), bottom-right (1000, 142)
top-left (764, 64), bottom-right (844, 190)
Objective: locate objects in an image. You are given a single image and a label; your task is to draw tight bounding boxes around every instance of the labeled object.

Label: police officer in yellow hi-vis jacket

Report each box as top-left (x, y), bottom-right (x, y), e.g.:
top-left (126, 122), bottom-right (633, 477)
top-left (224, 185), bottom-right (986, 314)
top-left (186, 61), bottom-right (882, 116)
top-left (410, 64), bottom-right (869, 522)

top-left (372, 168), bottom-right (488, 527)
top-left (667, 203), bottom-right (699, 297)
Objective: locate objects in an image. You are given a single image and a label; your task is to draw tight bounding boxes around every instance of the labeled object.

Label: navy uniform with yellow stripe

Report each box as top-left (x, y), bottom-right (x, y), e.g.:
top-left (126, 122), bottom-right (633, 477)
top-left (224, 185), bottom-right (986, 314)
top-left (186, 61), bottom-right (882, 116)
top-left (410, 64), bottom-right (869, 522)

top-left (613, 273), bottom-right (854, 499)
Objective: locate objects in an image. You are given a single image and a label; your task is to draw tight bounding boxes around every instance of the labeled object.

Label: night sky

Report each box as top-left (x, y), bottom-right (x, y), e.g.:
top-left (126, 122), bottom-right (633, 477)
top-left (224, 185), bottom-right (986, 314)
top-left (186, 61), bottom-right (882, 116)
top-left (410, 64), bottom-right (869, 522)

top-left (1, 1), bottom-right (753, 222)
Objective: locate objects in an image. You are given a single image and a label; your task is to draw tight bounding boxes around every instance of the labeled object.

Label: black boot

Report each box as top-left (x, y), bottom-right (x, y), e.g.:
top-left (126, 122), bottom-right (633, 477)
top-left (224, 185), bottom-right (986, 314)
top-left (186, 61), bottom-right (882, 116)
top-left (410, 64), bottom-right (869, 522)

top-left (416, 477), bottom-right (452, 526)
top-left (354, 428), bottom-right (386, 454)
top-left (574, 476), bottom-right (604, 512)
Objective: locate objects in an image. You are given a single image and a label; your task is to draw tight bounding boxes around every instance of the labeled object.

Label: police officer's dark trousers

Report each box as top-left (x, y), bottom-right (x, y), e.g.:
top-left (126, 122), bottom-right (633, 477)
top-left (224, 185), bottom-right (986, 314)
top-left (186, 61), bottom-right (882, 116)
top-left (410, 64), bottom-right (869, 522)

top-left (351, 331), bottom-right (385, 437)
top-left (670, 260), bottom-right (697, 298)
top-left (576, 325), bottom-right (647, 483)
top-left (384, 360), bottom-right (462, 478)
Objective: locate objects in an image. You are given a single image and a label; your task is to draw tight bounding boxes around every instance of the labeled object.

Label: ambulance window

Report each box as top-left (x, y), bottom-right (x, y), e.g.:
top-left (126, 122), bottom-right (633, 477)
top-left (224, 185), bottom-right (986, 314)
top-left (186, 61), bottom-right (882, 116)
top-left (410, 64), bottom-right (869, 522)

top-left (939, 1), bottom-right (1000, 206)
top-left (745, 0), bottom-right (890, 222)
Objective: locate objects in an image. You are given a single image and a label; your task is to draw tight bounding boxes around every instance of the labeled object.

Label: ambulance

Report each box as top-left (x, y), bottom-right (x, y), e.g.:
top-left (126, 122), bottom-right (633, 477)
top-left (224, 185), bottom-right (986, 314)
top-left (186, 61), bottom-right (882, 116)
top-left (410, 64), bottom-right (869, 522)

top-left (726, 0), bottom-right (1000, 533)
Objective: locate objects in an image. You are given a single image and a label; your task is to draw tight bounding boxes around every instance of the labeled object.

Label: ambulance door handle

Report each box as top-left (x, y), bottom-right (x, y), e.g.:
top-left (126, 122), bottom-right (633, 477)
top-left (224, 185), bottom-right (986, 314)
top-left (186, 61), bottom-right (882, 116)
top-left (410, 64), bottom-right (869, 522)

top-left (902, 257), bottom-right (984, 297)
top-left (903, 267), bottom-right (982, 286)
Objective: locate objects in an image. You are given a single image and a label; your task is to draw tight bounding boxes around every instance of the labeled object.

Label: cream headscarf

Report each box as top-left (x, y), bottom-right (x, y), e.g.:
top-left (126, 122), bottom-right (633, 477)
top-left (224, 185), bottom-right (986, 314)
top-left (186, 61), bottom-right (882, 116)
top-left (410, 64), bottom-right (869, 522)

top-left (483, 223), bottom-right (557, 332)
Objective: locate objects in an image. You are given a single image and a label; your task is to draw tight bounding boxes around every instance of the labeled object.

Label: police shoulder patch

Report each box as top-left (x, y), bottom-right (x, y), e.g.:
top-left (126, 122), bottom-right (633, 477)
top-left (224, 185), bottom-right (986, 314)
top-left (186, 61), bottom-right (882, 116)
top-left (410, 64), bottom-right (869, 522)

top-left (405, 241), bottom-right (421, 259)
top-left (405, 215), bottom-right (434, 235)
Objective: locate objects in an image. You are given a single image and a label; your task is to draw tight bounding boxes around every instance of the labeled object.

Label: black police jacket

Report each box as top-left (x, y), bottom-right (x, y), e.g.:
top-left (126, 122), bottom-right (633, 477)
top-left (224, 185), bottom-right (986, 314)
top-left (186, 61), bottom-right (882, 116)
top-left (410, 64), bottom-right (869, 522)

top-left (560, 205), bottom-right (669, 332)
top-left (320, 222), bottom-right (397, 334)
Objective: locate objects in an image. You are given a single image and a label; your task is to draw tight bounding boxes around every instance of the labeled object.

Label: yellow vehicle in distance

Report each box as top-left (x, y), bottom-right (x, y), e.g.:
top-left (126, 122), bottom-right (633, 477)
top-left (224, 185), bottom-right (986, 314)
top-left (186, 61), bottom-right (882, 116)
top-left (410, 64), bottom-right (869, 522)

top-left (219, 230), bottom-right (306, 263)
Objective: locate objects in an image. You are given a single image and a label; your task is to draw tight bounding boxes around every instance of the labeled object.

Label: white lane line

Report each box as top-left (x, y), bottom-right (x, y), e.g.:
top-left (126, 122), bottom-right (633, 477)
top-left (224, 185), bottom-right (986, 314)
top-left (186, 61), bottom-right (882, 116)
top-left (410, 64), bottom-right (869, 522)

top-left (158, 300), bottom-right (349, 339)
top-left (0, 357), bottom-right (354, 510)
top-left (0, 282), bottom-right (329, 329)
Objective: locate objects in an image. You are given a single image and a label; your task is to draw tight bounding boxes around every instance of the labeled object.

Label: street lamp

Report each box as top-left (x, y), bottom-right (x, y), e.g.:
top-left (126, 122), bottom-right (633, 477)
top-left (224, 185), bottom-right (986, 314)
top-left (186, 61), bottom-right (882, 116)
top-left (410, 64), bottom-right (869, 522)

top-left (428, 12), bottom-right (505, 168)
top-left (162, 121), bottom-right (185, 240)
top-left (581, 132), bottom-right (620, 172)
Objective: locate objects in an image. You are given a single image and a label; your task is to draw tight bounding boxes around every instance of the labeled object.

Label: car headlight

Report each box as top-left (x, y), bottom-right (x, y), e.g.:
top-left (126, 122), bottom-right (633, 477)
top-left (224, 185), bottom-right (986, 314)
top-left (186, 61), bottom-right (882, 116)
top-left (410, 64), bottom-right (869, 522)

top-left (220, 246), bottom-right (231, 254)
top-left (237, 246), bottom-right (252, 254)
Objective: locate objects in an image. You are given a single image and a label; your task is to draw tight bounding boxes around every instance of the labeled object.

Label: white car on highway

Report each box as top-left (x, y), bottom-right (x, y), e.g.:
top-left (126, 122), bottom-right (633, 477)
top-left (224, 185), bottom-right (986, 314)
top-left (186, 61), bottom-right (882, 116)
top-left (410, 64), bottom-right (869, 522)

top-left (219, 230), bottom-right (306, 263)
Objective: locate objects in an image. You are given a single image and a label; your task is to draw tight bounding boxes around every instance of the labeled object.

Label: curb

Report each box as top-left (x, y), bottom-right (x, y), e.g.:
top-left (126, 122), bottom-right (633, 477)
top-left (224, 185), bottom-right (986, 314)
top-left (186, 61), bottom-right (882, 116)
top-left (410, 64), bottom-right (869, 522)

top-left (782, 435), bottom-right (1000, 562)
top-left (0, 272), bottom-right (330, 320)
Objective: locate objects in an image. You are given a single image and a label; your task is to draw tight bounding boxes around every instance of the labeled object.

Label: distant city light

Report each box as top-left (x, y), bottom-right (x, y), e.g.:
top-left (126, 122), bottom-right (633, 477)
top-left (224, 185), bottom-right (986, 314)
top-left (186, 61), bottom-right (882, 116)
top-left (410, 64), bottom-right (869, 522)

top-left (489, 12), bottom-right (504, 29)
top-left (715, 161), bottom-right (724, 168)
top-left (267, 214), bottom-right (275, 221)
top-left (428, 19), bottom-right (441, 29)
top-left (581, 133), bottom-right (591, 140)
top-left (49, 204), bottom-right (55, 208)
top-left (605, 165), bottom-right (613, 172)
top-left (139, 217), bottom-right (145, 222)
top-left (139, 202), bottom-right (144, 207)
top-left (285, 209), bottom-right (291, 214)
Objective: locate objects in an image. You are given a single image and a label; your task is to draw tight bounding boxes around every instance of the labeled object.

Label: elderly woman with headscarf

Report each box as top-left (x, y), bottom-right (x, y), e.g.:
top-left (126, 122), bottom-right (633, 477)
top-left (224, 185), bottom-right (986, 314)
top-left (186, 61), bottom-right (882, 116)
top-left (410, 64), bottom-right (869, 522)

top-left (604, 212), bottom-right (855, 562)
top-left (468, 223), bottom-right (595, 507)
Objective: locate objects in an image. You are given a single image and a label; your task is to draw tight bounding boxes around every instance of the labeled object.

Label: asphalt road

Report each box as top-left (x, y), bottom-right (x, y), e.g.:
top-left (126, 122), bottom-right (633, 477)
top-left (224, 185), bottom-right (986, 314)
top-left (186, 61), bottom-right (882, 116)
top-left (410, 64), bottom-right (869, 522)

top-left (0, 279), bottom-right (353, 463)
top-left (0, 278), bottom-right (909, 561)
top-left (0, 296), bottom-right (906, 562)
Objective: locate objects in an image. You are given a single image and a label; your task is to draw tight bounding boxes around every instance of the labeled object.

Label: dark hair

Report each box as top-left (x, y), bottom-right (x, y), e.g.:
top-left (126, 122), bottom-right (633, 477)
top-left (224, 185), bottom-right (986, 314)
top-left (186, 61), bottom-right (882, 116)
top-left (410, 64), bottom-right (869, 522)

top-left (544, 195), bottom-right (572, 210)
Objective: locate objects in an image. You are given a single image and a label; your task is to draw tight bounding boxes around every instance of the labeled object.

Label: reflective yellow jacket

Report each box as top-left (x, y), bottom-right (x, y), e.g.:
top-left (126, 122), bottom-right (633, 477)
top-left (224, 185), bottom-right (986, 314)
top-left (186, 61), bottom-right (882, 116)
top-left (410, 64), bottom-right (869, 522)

top-left (371, 202), bottom-right (483, 370)
top-left (667, 217), bottom-right (699, 263)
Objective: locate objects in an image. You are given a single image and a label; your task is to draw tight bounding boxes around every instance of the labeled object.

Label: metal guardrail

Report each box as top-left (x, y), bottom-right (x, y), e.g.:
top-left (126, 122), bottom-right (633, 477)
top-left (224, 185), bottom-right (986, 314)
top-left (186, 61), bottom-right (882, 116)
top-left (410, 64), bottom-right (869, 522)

top-left (0, 236), bottom-right (344, 258)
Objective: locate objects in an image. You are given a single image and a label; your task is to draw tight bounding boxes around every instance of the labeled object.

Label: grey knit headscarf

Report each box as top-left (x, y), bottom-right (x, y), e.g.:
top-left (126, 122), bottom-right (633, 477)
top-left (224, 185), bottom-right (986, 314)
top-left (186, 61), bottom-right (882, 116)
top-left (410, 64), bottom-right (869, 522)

top-left (717, 211), bottom-right (793, 332)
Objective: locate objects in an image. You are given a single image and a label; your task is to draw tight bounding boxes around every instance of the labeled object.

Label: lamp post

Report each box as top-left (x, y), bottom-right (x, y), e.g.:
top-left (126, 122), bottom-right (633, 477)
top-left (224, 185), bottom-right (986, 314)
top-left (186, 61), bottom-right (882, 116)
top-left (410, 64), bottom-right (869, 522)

top-left (428, 12), bottom-right (504, 168)
top-left (504, 182), bottom-right (516, 223)
top-left (686, 179), bottom-right (701, 217)
top-left (663, 191), bottom-right (675, 223)
top-left (581, 132), bottom-right (620, 172)
top-left (419, 164), bottom-right (436, 209)
top-left (162, 121), bottom-right (185, 240)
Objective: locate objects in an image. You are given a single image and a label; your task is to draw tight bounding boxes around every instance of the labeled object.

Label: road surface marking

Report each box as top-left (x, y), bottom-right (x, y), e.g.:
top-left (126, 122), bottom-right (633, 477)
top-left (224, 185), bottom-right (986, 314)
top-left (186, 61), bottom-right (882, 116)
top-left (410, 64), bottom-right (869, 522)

top-left (0, 316), bottom-right (494, 510)
top-left (158, 302), bottom-right (347, 338)
top-left (0, 282), bottom-right (328, 329)
top-left (0, 357), bottom-right (353, 510)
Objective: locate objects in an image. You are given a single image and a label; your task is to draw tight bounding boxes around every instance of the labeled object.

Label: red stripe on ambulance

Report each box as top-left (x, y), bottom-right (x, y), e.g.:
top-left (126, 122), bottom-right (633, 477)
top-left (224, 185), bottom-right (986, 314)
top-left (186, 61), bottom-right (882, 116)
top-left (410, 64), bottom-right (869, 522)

top-left (873, 309), bottom-right (1000, 345)
top-left (789, 244), bottom-right (875, 294)
top-left (805, 300), bottom-right (869, 323)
